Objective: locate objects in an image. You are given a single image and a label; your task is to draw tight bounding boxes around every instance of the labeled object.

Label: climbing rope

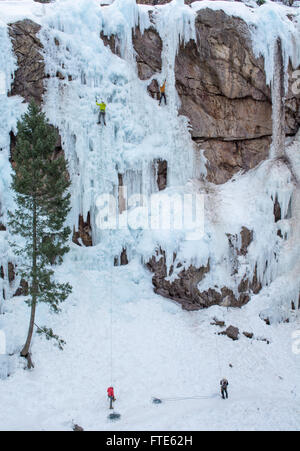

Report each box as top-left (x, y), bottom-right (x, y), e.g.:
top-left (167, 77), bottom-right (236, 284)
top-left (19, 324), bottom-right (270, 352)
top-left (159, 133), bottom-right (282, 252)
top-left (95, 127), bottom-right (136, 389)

top-left (214, 328), bottom-right (223, 379)
top-left (152, 394), bottom-right (217, 404)
top-left (109, 232), bottom-right (113, 386)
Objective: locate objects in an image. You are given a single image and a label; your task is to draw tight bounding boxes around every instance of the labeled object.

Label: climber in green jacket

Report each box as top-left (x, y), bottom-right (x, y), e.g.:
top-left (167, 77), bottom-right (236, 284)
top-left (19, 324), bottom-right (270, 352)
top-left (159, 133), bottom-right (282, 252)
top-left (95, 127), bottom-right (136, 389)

top-left (96, 100), bottom-right (107, 126)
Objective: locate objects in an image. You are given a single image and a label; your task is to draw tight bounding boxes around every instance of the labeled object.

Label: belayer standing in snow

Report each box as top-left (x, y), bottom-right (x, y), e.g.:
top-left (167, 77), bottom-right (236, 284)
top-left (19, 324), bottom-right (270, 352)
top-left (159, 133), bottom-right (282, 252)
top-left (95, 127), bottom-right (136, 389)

top-left (96, 99), bottom-right (107, 126)
top-left (159, 79), bottom-right (167, 106)
top-left (220, 378), bottom-right (229, 399)
top-left (107, 386), bottom-right (116, 409)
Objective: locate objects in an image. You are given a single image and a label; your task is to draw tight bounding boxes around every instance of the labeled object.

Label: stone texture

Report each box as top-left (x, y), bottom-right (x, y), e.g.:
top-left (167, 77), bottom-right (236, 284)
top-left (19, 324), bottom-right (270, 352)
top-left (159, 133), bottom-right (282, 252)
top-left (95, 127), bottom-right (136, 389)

top-left (72, 213), bottom-right (93, 247)
top-left (100, 25), bottom-right (163, 82)
top-left (224, 325), bottom-right (239, 341)
top-left (8, 20), bottom-right (45, 104)
top-left (114, 248), bottom-right (129, 266)
top-left (147, 79), bottom-right (160, 100)
top-left (196, 137), bottom-right (271, 184)
top-left (174, 9), bottom-right (300, 184)
top-left (286, 61), bottom-right (300, 135)
top-left (243, 331), bottom-right (254, 339)
top-left (155, 159), bottom-right (168, 191)
top-left (227, 226), bottom-right (253, 258)
top-left (147, 249), bottom-right (254, 310)
top-left (0, 262), bottom-right (28, 300)
top-left (175, 10), bottom-right (271, 139)
top-left (100, 31), bottom-right (121, 57)
top-left (274, 196), bottom-right (282, 223)
top-left (120, 248), bottom-right (129, 266)
top-left (132, 27), bottom-right (162, 80)
top-left (14, 279), bottom-right (29, 297)
top-left (8, 262), bottom-right (15, 284)
top-left (211, 319), bottom-right (226, 327)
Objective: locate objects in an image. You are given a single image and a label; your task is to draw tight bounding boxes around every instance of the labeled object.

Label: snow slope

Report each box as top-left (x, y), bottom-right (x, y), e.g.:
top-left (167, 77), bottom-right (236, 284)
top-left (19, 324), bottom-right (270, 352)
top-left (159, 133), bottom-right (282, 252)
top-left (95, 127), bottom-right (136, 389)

top-left (0, 259), bottom-right (299, 431)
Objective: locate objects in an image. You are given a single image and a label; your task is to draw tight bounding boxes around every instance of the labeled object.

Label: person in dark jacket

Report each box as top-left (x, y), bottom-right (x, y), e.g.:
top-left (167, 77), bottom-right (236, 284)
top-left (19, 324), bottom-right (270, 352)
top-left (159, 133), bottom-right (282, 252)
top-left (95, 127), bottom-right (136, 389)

top-left (220, 378), bottom-right (229, 399)
top-left (107, 386), bottom-right (116, 409)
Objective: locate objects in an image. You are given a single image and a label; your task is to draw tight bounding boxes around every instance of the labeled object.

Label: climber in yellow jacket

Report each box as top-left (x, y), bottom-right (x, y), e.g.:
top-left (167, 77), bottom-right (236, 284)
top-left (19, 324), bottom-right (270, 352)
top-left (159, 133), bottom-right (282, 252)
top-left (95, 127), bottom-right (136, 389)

top-left (96, 100), bottom-right (107, 126)
top-left (159, 80), bottom-right (167, 106)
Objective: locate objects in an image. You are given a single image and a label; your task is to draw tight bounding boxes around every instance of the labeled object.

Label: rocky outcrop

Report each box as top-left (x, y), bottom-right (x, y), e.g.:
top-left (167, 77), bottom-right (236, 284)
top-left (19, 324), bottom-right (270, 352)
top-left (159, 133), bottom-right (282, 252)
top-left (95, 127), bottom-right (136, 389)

top-left (0, 262), bottom-right (29, 299)
top-left (147, 237), bottom-right (257, 310)
top-left (227, 226), bottom-right (253, 258)
top-left (197, 137), bottom-right (271, 185)
top-left (14, 279), bottom-right (29, 297)
top-left (243, 331), bottom-right (254, 339)
top-left (155, 159), bottom-right (168, 191)
top-left (147, 79), bottom-right (160, 99)
top-left (130, 7), bottom-right (298, 184)
top-left (286, 63), bottom-right (300, 134)
top-left (100, 31), bottom-right (121, 57)
top-left (133, 27), bottom-right (162, 80)
top-left (147, 251), bottom-right (210, 310)
top-left (114, 248), bottom-right (129, 266)
top-left (72, 213), bottom-right (93, 247)
top-left (221, 326), bottom-right (240, 341)
top-left (175, 9), bottom-right (272, 184)
top-left (8, 20), bottom-right (45, 104)
top-left (174, 9), bottom-right (300, 184)
top-left (147, 226), bottom-right (258, 310)
top-left (211, 318), bottom-right (225, 327)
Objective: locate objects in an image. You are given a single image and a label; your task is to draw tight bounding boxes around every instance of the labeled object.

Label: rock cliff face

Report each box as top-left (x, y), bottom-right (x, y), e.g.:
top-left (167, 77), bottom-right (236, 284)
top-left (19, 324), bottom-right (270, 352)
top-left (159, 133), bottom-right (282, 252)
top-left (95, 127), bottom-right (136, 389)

top-left (8, 20), bottom-right (45, 105)
top-left (133, 27), bottom-right (163, 80)
top-left (5, 6), bottom-right (299, 311)
top-left (175, 9), bottom-right (273, 184)
top-left (132, 8), bottom-right (300, 184)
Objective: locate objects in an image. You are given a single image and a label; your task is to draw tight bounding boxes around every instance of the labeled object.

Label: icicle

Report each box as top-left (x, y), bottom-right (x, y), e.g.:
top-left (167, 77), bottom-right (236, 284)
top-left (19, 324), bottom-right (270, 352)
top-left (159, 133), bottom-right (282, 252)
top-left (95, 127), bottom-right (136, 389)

top-left (270, 38), bottom-right (286, 159)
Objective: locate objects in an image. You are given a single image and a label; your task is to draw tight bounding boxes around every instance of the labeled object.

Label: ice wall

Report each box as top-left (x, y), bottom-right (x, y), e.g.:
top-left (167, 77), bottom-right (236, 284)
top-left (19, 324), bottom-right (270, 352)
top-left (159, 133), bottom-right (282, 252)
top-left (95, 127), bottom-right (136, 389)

top-left (0, 0), bottom-right (299, 321)
top-left (0, 20), bottom-right (24, 311)
top-left (39, 0), bottom-right (196, 252)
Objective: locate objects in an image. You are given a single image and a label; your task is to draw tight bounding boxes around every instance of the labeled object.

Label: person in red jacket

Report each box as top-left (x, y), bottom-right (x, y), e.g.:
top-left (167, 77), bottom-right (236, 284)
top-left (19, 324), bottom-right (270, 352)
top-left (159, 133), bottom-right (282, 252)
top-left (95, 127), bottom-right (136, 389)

top-left (107, 386), bottom-right (116, 409)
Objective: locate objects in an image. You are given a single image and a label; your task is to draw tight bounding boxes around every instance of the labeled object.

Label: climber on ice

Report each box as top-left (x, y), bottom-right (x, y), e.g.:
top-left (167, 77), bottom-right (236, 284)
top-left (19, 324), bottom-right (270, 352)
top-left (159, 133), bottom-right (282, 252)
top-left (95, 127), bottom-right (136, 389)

top-left (159, 79), bottom-right (167, 106)
top-left (96, 100), bottom-right (107, 126)
top-left (107, 386), bottom-right (116, 409)
top-left (220, 378), bottom-right (229, 399)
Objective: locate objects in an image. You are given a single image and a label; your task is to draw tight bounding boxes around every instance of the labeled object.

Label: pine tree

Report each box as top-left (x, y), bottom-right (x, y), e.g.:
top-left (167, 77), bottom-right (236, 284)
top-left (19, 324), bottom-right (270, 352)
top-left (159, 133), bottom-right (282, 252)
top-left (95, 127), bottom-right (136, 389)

top-left (8, 101), bottom-right (72, 369)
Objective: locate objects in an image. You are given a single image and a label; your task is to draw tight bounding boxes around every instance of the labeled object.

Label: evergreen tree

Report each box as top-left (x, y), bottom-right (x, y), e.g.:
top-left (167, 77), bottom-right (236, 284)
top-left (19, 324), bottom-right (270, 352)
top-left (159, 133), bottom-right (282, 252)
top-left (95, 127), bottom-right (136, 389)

top-left (8, 101), bottom-right (72, 368)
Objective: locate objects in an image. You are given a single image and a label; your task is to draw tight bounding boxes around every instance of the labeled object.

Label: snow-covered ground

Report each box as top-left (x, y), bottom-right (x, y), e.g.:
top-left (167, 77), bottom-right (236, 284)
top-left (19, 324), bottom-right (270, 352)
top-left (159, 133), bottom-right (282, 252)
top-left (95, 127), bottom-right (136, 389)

top-left (0, 259), bottom-right (299, 431)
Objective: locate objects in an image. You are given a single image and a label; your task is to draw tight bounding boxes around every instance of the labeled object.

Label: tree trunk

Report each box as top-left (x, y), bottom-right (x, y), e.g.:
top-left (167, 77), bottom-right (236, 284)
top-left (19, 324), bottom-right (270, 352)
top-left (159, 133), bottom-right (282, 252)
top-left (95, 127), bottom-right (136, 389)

top-left (21, 198), bottom-right (37, 368)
